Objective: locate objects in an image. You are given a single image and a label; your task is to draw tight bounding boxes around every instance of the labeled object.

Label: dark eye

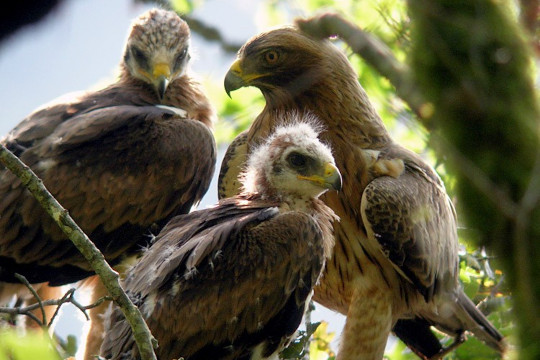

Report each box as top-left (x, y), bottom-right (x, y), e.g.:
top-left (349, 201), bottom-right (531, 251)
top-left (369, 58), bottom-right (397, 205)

top-left (131, 46), bottom-right (148, 68)
top-left (264, 50), bottom-right (279, 65)
top-left (287, 152), bottom-right (307, 168)
top-left (174, 48), bottom-right (188, 69)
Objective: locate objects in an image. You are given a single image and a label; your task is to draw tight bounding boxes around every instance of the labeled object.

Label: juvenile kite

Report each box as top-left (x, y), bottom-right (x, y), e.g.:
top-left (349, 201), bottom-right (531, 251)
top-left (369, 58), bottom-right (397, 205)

top-left (0, 6), bottom-right (215, 336)
top-left (100, 118), bottom-right (341, 360)
top-left (221, 26), bottom-right (505, 359)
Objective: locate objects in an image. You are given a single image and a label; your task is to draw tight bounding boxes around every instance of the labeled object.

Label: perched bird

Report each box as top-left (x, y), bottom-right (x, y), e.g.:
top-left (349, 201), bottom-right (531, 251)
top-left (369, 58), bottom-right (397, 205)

top-left (100, 118), bottom-right (341, 360)
top-left (221, 25), bottom-right (505, 359)
top-left (0, 6), bottom-right (215, 349)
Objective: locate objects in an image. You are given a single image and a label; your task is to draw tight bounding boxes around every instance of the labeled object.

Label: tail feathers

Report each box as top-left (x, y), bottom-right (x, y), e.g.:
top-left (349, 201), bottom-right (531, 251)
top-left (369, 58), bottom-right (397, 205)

top-left (454, 290), bottom-right (505, 353)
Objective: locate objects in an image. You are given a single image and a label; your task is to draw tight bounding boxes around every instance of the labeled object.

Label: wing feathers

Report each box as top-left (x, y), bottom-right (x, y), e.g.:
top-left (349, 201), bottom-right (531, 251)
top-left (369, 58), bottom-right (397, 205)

top-left (0, 103), bottom-right (216, 284)
top-left (361, 164), bottom-right (458, 300)
top-left (103, 198), bottom-right (326, 360)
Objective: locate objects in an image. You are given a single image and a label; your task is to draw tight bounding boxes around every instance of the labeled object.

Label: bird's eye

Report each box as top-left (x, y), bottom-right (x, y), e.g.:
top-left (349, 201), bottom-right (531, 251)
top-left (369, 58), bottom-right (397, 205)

top-left (174, 48), bottom-right (188, 71)
top-left (287, 152), bottom-right (307, 168)
top-left (175, 48), bottom-right (188, 65)
top-left (264, 50), bottom-right (280, 65)
top-left (131, 46), bottom-right (148, 68)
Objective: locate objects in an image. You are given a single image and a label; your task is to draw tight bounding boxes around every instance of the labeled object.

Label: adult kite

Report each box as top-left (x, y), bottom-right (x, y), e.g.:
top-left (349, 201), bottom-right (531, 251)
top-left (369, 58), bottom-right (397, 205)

top-left (0, 6), bottom-right (216, 344)
top-left (221, 25), bottom-right (505, 359)
top-left (100, 118), bottom-right (341, 360)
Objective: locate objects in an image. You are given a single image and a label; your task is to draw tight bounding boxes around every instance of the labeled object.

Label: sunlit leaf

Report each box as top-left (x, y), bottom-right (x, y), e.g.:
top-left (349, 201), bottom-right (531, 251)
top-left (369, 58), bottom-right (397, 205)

top-left (0, 330), bottom-right (61, 360)
top-left (309, 321), bottom-right (335, 360)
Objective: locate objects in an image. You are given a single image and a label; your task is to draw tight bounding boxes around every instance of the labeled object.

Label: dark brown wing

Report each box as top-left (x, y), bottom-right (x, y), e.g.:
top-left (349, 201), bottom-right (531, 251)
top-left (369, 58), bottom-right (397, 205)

top-left (101, 197), bottom-right (325, 360)
top-left (0, 104), bottom-right (216, 285)
top-left (361, 159), bottom-right (459, 301)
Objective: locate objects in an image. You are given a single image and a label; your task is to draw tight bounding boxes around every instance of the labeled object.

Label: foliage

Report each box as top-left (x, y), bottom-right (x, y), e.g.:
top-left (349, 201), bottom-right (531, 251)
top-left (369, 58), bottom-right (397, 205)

top-left (280, 319), bottom-right (336, 360)
top-left (308, 321), bottom-right (336, 360)
top-left (0, 329), bottom-right (61, 360)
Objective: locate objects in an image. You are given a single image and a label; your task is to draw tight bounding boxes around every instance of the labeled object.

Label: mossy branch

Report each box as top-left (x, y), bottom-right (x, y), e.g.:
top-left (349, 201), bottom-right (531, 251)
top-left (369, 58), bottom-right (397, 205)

top-left (0, 144), bottom-right (157, 360)
top-left (407, 1), bottom-right (539, 358)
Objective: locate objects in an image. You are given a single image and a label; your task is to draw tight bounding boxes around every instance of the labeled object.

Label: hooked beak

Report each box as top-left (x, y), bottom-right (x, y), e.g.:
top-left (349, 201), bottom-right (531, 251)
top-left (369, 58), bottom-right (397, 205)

top-left (224, 58), bottom-right (270, 97)
top-left (157, 76), bottom-right (169, 100)
top-left (298, 162), bottom-right (342, 192)
top-left (153, 63), bottom-right (171, 100)
top-left (224, 59), bottom-right (246, 97)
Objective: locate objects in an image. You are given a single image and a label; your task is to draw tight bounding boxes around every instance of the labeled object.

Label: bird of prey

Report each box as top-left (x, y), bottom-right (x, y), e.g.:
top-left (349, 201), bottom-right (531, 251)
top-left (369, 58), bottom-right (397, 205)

top-left (0, 5), bottom-right (215, 333)
top-left (221, 26), bottom-right (505, 359)
top-left (99, 118), bottom-right (341, 360)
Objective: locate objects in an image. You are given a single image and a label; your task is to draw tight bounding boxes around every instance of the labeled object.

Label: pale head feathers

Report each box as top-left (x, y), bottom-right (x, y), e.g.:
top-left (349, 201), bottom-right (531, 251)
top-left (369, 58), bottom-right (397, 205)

top-left (123, 9), bottom-right (191, 86)
top-left (240, 112), bottom-right (334, 199)
top-left (127, 9), bottom-right (190, 56)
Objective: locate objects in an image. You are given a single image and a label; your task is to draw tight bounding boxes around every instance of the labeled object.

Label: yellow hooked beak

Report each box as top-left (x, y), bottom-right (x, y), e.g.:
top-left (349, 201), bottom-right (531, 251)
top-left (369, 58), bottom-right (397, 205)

top-left (297, 162), bottom-right (342, 191)
top-left (224, 59), bottom-right (270, 97)
top-left (152, 63), bottom-right (171, 100)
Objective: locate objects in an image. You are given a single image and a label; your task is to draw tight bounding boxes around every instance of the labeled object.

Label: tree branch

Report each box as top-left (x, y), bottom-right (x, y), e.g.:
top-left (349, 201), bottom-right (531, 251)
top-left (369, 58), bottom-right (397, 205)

top-left (183, 15), bottom-right (242, 54)
top-left (406, 0), bottom-right (540, 357)
top-left (0, 144), bottom-right (157, 360)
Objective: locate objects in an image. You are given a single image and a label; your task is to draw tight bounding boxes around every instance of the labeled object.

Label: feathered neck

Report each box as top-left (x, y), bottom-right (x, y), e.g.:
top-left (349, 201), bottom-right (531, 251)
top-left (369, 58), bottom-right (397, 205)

top-left (112, 64), bottom-right (214, 129)
top-left (312, 197), bottom-right (338, 259)
top-left (249, 47), bottom-right (392, 150)
top-left (237, 190), bottom-right (337, 259)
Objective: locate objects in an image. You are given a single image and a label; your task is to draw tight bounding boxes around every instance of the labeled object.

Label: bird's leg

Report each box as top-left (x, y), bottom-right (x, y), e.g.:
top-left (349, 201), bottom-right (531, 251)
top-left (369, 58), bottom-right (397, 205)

top-left (336, 285), bottom-right (392, 360)
top-left (428, 333), bottom-right (466, 360)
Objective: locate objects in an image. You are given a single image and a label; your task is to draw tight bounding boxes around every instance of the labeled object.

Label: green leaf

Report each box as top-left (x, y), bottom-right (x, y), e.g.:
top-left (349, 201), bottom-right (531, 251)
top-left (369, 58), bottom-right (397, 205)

top-left (0, 330), bottom-right (61, 360)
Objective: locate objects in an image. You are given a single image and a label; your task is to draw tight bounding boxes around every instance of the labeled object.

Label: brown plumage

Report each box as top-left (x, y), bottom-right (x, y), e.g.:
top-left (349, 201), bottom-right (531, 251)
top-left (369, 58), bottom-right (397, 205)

top-left (0, 6), bottom-right (215, 319)
top-left (100, 118), bottom-right (341, 360)
top-left (221, 26), bottom-right (505, 359)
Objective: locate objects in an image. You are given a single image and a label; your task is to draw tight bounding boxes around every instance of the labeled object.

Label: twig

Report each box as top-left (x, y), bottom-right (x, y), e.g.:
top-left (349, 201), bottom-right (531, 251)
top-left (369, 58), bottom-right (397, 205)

top-left (47, 288), bottom-right (78, 327)
top-left (0, 286), bottom-right (112, 330)
top-left (0, 144), bottom-right (157, 360)
top-left (14, 273), bottom-right (47, 327)
top-left (296, 13), bottom-right (428, 121)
